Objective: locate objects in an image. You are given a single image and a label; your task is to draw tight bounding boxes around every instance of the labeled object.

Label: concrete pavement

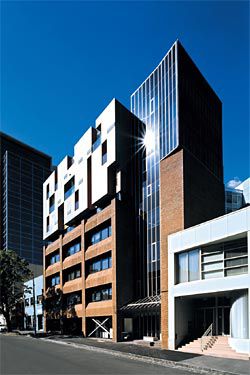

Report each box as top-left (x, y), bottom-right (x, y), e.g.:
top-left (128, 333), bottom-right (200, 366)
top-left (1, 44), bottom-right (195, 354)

top-left (41, 335), bottom-right (250, 375)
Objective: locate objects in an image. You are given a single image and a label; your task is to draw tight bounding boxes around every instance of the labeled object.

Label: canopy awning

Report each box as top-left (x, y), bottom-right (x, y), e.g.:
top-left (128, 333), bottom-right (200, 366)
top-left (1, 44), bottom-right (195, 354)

top-left (120, 295), bottom-right (161, 313)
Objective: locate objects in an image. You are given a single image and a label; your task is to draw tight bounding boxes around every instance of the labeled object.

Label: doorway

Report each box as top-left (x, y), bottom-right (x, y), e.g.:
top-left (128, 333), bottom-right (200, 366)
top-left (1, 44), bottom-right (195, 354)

top-left (195, 301), bottom-right (230, 336)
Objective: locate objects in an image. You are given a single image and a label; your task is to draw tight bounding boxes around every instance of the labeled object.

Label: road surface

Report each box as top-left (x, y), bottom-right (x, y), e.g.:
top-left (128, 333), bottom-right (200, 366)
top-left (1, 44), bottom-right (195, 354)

top-left (0, 334), bottom-right (191, 374)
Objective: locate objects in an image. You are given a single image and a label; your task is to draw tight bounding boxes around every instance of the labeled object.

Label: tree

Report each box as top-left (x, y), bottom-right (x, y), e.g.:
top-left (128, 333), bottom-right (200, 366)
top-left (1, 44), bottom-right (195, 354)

top-left (43, 287), bottom-right (64, 333)
top-left (43, 288), bottom-right (77, 334)
top-left (0, 249), bottom-right (32, 331)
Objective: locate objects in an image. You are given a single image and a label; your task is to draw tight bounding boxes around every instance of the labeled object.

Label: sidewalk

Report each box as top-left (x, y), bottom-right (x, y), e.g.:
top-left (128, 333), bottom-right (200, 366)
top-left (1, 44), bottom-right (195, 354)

top-left (39, 335), bottom-right (250, 375)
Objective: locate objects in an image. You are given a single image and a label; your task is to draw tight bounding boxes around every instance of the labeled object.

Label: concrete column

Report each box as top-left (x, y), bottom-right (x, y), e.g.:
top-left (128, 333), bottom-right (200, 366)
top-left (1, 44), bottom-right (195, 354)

top-left (81, 219), bottom-right (86, 337)
top-left (111, 199), bottom-right (117, 342)
top-left (231, 290), bottom-right (249, 339)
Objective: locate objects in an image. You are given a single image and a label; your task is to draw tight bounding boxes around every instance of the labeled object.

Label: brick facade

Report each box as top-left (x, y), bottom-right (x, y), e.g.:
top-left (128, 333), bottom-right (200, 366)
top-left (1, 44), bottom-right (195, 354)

top-left (160, 148), bottom-right (225, 349)
top-left (44, 198), bottom-right (135, 341)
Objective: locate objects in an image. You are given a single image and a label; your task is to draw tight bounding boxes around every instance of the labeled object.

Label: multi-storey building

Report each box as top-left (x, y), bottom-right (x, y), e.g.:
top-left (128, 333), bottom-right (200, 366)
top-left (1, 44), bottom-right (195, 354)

top-left (43, 99), bottom-right (144, 339)
top-left (225, 177), bottom-right (250, 213)
top-left (0, 132), bottom-right (52, 275)
top-left (168, 206), bottom-right (249, 357)
top-left (43, 41), bottom-right (227, 345)
top-left (24, 275), bottom-right (44, 331)
top-left (130, 40), bottom-right (225, 346)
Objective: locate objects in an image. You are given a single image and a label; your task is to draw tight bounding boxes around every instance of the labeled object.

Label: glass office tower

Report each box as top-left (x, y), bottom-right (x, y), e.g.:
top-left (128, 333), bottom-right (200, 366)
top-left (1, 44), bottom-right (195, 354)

top-left (0, 132), bottom-right (52, 275)
top-left (130, 41), bottom-right (225, 339)
top-left (131, 42), bottom-right (178, 298)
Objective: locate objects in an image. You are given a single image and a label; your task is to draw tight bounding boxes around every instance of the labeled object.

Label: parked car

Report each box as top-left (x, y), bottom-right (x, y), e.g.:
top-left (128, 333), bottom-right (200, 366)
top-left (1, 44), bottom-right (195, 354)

top-left (0, 324), bottom-right (7, 333)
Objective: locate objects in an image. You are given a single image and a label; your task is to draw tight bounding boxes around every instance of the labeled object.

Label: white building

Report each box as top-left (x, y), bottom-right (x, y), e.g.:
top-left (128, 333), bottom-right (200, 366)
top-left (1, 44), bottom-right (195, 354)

top-left (43, 99), bottom-right (132, 241)
top-left (168, 206), bottom-right (250, 355)
top-left (24, 275), bottom-right (44, 331)
top-left (225, 177), bottom-right (250, 213)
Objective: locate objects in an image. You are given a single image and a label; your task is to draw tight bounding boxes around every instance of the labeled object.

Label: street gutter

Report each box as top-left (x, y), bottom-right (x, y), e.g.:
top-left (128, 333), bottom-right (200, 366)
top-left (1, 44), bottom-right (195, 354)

top-left (38, 337), bottom-right (239, 375)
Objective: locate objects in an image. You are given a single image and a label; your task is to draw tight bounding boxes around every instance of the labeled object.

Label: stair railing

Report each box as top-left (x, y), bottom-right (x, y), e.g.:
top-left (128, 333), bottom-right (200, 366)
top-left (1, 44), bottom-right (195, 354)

top-left (201, 323), bottom-right (213, 352)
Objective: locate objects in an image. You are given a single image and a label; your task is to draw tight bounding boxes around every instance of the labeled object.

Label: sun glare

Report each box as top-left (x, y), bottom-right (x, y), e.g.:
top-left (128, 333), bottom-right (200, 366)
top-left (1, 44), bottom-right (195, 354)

top-left (143, 129), bottom-right (155, 153)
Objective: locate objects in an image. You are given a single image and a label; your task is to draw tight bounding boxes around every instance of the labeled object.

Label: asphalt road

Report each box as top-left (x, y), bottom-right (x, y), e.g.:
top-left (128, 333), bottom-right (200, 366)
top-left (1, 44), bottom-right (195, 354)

top-left (0, 335), bottom-right (192, 375)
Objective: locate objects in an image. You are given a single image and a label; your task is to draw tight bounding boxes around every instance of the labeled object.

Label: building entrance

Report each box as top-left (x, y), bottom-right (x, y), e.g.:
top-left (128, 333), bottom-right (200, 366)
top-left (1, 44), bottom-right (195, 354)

top-left (194, 297), bottom-right (230, 336)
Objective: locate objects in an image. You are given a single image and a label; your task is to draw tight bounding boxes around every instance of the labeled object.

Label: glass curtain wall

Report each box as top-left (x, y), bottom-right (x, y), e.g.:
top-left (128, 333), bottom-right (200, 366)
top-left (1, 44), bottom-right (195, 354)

top-left (2, 151), bottom-right (47, 265)
top-left (131, 42), bottom-right (178, 297)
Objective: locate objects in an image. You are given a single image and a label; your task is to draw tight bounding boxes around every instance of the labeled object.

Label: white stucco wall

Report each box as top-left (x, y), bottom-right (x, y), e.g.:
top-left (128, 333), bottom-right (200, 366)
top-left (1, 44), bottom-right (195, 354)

top-left (168, 207), bottom-right (250, 353)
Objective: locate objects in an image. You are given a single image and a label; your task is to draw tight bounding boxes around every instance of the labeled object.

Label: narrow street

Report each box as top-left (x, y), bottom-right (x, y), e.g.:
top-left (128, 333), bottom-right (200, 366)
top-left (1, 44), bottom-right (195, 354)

top-left (0, 335), bottom-right (191, 375)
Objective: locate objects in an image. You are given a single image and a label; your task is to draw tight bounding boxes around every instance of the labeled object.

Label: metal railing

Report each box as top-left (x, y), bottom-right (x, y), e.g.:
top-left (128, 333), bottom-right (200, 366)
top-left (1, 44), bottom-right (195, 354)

top-left (201, 323), bottom-right (213, 352)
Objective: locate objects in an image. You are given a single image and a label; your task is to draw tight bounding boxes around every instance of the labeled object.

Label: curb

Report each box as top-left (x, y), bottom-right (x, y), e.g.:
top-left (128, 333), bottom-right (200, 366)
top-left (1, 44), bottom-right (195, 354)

top-left (38, 338), bottom-right (238, 375)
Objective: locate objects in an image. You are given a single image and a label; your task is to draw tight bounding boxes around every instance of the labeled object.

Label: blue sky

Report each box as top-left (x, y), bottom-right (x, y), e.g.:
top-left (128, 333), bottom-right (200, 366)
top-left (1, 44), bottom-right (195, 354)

top-left (1, 1), bottom-right (249, 184)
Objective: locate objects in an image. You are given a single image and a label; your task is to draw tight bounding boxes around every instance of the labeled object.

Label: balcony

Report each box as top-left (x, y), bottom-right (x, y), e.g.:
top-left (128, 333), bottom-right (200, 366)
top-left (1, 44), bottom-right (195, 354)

top-left (63, 278), bottom-right (83, 294)
top-left (74, 303), bottom-right (84, 318)
top-left (85, 237), bottom-right (112, 261)
top-left (63, 251), bottom-right (82, 270)
top-left (85, 205), bottom-right (112, 232)
top-left (85, 300), bottom-right (113, 317)
top-left (45, 239), bottom-right (60, 256)
top-left (63, 303), bottom-right (83, 319)
top-left (45, 262), bottom-right (61, 277)
top-left (85, 268), bottom-right (112, 289)
top-left (63, 226), bottom-right (82, 246)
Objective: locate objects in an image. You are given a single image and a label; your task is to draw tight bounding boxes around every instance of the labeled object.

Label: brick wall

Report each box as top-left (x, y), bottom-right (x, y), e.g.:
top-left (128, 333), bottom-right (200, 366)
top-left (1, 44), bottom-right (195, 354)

top-left (160, 148), bottom-right (225, 349)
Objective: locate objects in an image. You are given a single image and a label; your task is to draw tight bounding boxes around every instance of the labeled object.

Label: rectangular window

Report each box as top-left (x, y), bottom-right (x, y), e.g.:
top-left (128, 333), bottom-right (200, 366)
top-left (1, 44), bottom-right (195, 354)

top-left (51, 275), bottom-right (60, 286)
top-left (225, 257), bottom-right (248, 268)
top-left (177, 252), bottom-right (188, 283)
top-left (46, 184), bottom-right (49, 199)
top-left (88, 254), bottom-right (112, 274)
top-left (102, 141), bottom-right (107, 165)
top-left (75, 190), bottom-right (79, 210)
top-left (55, 169), bottom-right (58, 190)
top-left (102, 257), bottom-right (109, 270)
top-left (93, 291), bottom-right (101, 302)
top-left (147, 184), bottom-right (152, 197)
top-left (64, 177), bottom-right (75, 200)
top-left (65, 241), bottom-right (81, 257)
top-left (49, 194), bottom-right (55, 213)
top-left (67, 293), bottom-right (81, 305)
top-left (91, 286), bottom-right (112, 302)
top-left (188, 249), bottom-right (199, 281)
top-left (150, 98), bottom-right (155, 114)
top-left (102, 289), bottom-right (109, 300)
top-left (30, 297), bottom-right (34, 305)
top-left (49, 252), bottom-right (60, 265)
top-left (152, 243), bottom-right (157, 262)
top-left (116, 171), bottom-right (121, 193)
top-left (102, 227), bottom-right (109, 240)
top-left (203, 270), bottom-right (224, 279)
top-left (65, 267), bottom-right (81, 282)
top-left (25, 298), bottom-right (29, 307)
top-left (90, 225), bottom-right (112, 246)
top-left (46, 216), bottom-right (50, 232)
top-left (225, 267), bottom-right (248, 277)
top-left (202, 252), bottom-right (223, 263)
top-left (177, 249), bottom-right (199, 283)
top-left (92, 126), bottom-right (101, 152)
